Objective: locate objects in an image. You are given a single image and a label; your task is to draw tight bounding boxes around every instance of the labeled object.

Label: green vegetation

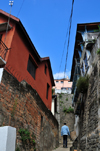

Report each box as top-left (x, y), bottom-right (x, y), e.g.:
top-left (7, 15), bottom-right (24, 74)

top-left (60, 101), bottom-right (64, 104)
top-left (34, 148), bottom-right (36, 151)
top-left (67, 106), bottom-right (74, 113)
top-left (19, 129), bottom-right (30, 144)
top-left (77, 76), bottom-right (89, 94)
top-left (59, 94), bottom-right (62, 98)
top-left (16, 147), bottom-right (20, 151)
top-left (66, 98), bottom-right (68, 101)
top-left (63, 106), bottom-right (67, 113)
top-left (52, 88), bottom-right (55, 95)
top-left (94, 25), bottom-right (100, 32)
top-left (97, 48), bottom-right (100, 55)
top-left (63, 106), bottom-right (74, 114)
top-left (19, 129), bottom-right (36, 149)
top-left (33, 139), bottom-right (35, 144)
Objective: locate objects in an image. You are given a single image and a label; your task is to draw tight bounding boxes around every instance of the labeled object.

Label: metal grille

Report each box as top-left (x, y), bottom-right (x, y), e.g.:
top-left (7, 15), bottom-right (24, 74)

top-left (0, 40), bottom-right (9, 60)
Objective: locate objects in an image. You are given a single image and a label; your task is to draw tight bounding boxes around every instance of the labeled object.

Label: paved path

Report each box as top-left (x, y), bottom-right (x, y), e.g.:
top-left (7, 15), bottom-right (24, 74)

top-left (52, 145), bottom-right (70, 151)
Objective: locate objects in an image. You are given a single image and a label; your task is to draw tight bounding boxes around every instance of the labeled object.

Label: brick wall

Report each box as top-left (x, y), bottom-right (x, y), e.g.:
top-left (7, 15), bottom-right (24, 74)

top-left (0, 69), bottom-right (59, 151)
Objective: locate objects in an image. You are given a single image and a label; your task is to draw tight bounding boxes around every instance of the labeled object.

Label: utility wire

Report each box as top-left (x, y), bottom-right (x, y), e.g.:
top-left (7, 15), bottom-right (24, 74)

top-left (58, 25), bottom-right (69, 75)
top-left (17, 0), bottom-right (25, 17)
top-left (64, 0), bottom-right (74, 79)
top-left (58, 0), bottom-right (74, 80)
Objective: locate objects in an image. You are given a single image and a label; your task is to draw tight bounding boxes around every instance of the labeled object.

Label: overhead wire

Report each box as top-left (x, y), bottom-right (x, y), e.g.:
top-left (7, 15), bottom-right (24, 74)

top-left (58, 0), bottom-right (74, 80)
top-left (17, 0), bottom-right (25, 17)
top-left (58, 25), bottom-right (69, 75)
top-left (64, 0), bottom-right (74, 79)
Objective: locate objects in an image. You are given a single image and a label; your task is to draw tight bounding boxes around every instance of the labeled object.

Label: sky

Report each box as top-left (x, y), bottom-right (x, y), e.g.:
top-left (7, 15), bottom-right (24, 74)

top-left (1, 0), bottom-right (100, 80)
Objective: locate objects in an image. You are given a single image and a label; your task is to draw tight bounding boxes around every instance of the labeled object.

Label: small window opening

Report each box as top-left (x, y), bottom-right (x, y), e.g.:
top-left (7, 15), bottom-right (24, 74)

top-left (61, 81), bottom-right (64, 83)
top-left (0, 34), bottom-right (2, 41)
top-left (41, 115), bottom-right (43, 127)
top-left (45, 65), bottom-right (47, 74)
top-left (27, 56), bottom-right (37, 79)
top-left (46, 83), bottom-right (50, 99)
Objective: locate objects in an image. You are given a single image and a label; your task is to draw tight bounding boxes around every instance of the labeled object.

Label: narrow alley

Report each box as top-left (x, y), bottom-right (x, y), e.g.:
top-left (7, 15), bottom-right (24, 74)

top-left (52, 139), bottom-right (73, 151)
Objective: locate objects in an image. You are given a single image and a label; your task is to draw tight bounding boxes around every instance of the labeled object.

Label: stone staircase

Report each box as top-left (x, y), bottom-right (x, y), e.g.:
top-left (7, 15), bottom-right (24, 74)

top-left (59, 138), bottom-right (73, 148)
top-left (52, 139), bottom-right (73, 151)
top-left (67, 139), bottom-right (73, 148)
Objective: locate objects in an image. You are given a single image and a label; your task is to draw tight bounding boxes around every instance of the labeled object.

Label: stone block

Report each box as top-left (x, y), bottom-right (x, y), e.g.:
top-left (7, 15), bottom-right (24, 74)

top-left (0, 126), bottom-right (16, 151)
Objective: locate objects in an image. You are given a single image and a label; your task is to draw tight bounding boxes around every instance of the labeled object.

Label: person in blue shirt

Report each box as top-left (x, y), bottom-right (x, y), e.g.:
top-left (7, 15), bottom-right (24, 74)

top-left (61, 123), bottom-right (70, 148)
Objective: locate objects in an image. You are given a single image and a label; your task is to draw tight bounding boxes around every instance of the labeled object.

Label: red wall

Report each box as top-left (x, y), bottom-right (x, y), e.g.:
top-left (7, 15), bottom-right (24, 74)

top-left (4, 24), bottom-right (52, 110)
top-left (0, 15), bottom-right (16, 62)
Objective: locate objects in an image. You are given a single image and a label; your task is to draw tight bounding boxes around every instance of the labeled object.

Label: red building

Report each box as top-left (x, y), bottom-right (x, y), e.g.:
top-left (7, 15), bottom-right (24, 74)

top-left (0, 9), bottom-right (55, 110)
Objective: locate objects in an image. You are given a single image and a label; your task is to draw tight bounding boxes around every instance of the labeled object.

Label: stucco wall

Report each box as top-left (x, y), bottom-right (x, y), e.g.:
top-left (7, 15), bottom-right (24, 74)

top-left (54, 80), bottom-right (72, 90)
top-left (0, 14), bottom-right (53, 110)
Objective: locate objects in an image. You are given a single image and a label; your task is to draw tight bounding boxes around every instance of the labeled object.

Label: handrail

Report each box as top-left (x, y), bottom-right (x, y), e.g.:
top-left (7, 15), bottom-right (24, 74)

top-left (0, 40), bottom-right (9, 60)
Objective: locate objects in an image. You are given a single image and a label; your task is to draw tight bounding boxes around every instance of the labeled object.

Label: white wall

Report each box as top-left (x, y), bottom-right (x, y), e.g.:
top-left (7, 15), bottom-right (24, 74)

top-left (51, 99), bottom-right (55, 115)
top-left (0, 126), bottom-right (16, 151)
top-left (74, 115), bottom-right (79, 137)
top-left (55, 89), bottom-right (71, 94)
top-left (0, 68), bottom-right (4, 83)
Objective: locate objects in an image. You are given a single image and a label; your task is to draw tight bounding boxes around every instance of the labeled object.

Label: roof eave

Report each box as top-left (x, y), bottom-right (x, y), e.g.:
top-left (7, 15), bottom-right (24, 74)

top-left (41, 57), bottom-right (55, 86)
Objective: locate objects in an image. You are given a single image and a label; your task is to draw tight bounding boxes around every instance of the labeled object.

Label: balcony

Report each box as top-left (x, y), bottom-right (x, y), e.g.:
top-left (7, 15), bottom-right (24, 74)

top-left (0, 40), bottom-right (9, 67)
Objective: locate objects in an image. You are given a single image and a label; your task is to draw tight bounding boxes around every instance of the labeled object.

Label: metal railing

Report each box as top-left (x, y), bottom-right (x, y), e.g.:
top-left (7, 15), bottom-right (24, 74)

top-left (0, 40), bottom-right (9, 60)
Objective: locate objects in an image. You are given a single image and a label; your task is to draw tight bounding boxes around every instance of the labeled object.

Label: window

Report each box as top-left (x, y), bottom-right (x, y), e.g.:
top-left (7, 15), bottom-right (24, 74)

top-left (45, 65), bottom-right (47, 74)
top-left (27, 56), bottom-right (37, 79)
top-left (61, 87), bottom-right (66, 90)
top-left (46, 83), bottom-right (50, 99)
top-left (56, 81), bottom-right (58, 83)
top-left (61, 81), bottom-right (64, 83)
top-left (41, 115), bottom-right (43, 127)
top-left (0, 34), bottom-right (2, 41)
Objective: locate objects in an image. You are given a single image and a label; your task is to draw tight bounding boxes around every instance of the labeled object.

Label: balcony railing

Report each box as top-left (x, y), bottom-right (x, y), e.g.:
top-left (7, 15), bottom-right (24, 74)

top-left (0, 40), bottom-right (9, 66)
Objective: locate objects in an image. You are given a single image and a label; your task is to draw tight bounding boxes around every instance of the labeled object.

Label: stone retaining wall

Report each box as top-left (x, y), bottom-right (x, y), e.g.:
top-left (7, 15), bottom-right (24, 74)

top-left (73, 54), bottom-right (100, 151)
top-left (56, 93), bottom-right (74, 143)
top-left (0, 69), bottom-right (59, 151)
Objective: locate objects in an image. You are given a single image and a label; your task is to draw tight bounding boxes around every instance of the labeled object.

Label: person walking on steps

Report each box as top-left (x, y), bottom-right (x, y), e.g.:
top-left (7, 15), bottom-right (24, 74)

top-left (61, 123), bottom-right (70, 148)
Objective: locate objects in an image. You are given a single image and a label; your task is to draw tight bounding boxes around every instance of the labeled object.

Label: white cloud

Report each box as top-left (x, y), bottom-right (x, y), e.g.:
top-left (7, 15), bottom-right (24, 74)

top-left (53, 71), bottom-right (71, 79)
